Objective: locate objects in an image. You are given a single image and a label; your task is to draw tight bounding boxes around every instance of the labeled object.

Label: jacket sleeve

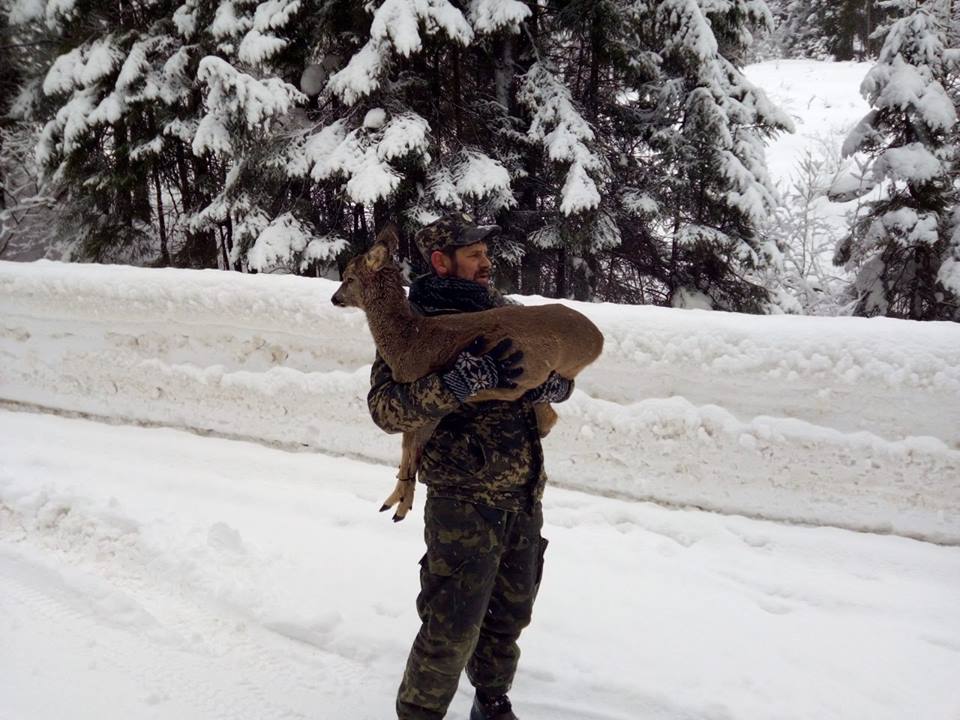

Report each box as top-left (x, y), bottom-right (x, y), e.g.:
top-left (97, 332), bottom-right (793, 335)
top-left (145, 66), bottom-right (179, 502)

top-left (367, 352), bottom-right (461, 434)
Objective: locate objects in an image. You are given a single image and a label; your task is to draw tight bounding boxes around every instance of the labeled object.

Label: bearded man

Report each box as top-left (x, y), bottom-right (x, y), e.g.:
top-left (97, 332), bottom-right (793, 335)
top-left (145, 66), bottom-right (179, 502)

top-left (368, 212), bottom-right (574, 720)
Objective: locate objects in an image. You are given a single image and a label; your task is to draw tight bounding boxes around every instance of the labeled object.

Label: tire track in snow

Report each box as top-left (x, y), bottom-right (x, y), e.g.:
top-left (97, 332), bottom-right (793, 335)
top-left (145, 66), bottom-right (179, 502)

top-left (0, 547), bottom-right (371, 719)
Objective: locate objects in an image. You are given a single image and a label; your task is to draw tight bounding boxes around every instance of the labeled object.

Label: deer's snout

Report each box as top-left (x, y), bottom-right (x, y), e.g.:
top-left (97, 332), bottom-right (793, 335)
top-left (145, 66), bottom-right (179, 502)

top-left (331, 292), bottom-right (345, 307)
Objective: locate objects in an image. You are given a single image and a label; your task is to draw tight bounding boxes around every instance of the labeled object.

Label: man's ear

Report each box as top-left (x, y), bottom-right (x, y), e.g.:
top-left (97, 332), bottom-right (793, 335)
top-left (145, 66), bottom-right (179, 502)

top-left (366, 243), bottom-right (390, 270)
top-left (431, 250), bottom-right (451, 276)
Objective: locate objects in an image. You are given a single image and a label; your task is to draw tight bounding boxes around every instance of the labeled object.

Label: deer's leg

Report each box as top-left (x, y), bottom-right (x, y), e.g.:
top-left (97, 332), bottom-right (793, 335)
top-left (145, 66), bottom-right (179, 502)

top-left (381, 423), bottom-right (436, 522)
top-left (380, 432), bottom-right (418, 522)
top-left (534, 403), bottom-right (558, 438)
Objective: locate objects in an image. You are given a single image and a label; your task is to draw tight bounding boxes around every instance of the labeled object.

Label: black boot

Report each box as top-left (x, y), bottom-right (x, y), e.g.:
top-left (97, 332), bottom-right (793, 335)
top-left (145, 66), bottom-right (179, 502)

top-left (470, 692), bottom-right (518, 720)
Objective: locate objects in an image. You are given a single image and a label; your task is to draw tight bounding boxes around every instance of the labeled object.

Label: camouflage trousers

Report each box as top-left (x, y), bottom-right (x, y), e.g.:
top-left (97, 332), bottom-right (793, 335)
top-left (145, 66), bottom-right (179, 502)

top-left (396, 495), bottom-right (548, 720)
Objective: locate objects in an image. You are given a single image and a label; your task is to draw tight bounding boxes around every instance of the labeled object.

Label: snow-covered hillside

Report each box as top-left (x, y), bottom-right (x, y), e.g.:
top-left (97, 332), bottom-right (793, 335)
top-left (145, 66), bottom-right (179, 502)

top-left (745, 60), bottom-right (873, 190)
top-left (2, 260), bottom-right (959, 543)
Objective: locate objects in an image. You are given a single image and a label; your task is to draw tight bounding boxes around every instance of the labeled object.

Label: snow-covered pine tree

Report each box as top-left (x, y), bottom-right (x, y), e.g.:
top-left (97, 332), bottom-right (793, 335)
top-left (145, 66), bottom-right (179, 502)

top-left (183, 0), bottom-right (333, 273)
top-left (306, 0), bottom-right (512, 274)
top-left (313, 0), bottom-right (620, 299)
top-left (5, 0), bottom-right (796, 309)
top-left (609, 0), bottom-right (793, 312)
top-left (501, 0), bottom-right (616, 300)
top-left (776, 0), bottom-right (892, 60)
top-left (6, 0), bottom-right (350, 271)
top-left (7, 0), bottom-right (167, 262)
top-left (832, 0), bottom-right (959, 320)
top-left (0, 5), bottom-right (67, 260)
top-left (768, 146), bottom-right (854, 314)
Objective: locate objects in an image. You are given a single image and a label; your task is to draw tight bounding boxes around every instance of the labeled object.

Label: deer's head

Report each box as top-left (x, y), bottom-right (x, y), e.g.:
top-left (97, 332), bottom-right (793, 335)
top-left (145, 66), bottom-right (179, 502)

top-left (331, 223), bottom-right (400, 310)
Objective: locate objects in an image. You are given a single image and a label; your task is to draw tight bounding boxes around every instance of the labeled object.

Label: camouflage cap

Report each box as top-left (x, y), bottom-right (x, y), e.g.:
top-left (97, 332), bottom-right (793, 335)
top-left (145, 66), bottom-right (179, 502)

top-left (414, 212), bottom-right (501, 261)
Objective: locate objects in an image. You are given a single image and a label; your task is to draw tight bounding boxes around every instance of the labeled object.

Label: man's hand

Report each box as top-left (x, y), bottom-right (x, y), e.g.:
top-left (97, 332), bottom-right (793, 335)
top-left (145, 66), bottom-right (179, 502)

top-left (442, 336), bottom-right (524, 402)
top-left (524, 370), bottom-right (574, 404)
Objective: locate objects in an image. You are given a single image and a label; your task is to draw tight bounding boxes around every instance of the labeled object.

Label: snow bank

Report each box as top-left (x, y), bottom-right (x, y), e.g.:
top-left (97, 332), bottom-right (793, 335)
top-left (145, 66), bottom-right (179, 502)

top-left (2, 260), bottom-right (959, 542)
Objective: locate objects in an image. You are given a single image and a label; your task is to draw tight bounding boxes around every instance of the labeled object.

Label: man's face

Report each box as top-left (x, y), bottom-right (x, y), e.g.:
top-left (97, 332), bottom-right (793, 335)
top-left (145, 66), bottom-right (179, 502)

top-left (434, 242), bottom-right (492, 286)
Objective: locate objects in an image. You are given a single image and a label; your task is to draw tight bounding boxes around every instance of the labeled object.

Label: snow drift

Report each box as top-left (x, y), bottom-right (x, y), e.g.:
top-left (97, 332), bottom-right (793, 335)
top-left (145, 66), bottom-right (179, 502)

top-left (1, 260), bottom-right (958, 542)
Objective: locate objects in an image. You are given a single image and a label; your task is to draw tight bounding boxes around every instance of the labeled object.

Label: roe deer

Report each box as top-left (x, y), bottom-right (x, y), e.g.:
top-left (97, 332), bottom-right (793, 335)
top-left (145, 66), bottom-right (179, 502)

top-left (332, 223), bottom-right (604, 521)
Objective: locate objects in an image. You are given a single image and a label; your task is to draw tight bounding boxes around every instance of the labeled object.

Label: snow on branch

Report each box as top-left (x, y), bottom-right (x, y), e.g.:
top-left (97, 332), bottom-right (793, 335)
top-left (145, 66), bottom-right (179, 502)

top-left (453, 150), bottom-right (515, 211)
top-left (328, 0), bottom-right (473, 105)
top-left (427, 166), bottom-right (460, 207)
top-left (7, 0), bottom-right (46, 24)
top-left (875, 143), bottom-right (945, 184)
top-left (869, 208), bottom-right (939, 248)
top-left (211, 1), bottom-right (253, 39)
top-left (238, 30), bottom-right (288, 65)
top-left (253, 0), bottom-right (301, 30)
top-left (247, 212), bottom-right (347, 272)
top-left (519, 63), bottom-right (604, 215)
top-left (36, 87), bottom-right (97, 164)
top-left (238, 0), bottom-right (302, 65)
top-left (658, 0), bottom-right (718, 62)
top-left (173, 0), bottom-right (198, 39)
top-left (193, 57), bottom-right (305, 157)
top-left (377, 112), bottom-right (431, 162)
top-left (307, 111), bottom-right (432, 204)
top-left (116, 39), bottom-right (154, 92)
top-left (468, 0), bottom-right (530, 34)
top-left (371, 0), bottom-right (473, 56)
top-left (10, 0), bottom-right (80, 27)
top-left (327, 40), bottom-right (390, 106)
top-left (42, 37), bottom-right (123, 96)
top-left (42, 47), bottom-right (85, 95)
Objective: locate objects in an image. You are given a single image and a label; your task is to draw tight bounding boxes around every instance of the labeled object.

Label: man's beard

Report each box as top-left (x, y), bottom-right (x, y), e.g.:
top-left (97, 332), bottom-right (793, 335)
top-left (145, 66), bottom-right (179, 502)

top-left (447, 256), bottom-right (489, 284)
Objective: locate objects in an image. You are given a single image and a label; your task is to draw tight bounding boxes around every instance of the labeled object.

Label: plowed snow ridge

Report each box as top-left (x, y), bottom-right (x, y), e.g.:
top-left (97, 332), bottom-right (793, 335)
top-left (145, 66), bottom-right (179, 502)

top-left (2, 260), bottom-right (958, 542)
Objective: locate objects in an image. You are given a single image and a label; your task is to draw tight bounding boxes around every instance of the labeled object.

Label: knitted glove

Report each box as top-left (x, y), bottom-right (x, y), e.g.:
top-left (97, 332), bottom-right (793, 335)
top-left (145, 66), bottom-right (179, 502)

top-left (524, 370), bottom-right (574, 404)
top-left (442, 336), bottom-right (524, 402)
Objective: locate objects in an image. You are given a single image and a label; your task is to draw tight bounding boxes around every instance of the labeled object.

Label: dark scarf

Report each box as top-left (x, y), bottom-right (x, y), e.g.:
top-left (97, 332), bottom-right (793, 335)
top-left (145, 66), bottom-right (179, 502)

top-left (408, 274), bottom-right (508, 315)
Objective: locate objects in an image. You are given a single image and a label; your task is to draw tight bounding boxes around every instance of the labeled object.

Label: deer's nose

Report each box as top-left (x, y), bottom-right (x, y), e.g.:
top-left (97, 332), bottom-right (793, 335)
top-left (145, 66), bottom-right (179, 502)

top-left (331, 293), bottom-right (344, 307)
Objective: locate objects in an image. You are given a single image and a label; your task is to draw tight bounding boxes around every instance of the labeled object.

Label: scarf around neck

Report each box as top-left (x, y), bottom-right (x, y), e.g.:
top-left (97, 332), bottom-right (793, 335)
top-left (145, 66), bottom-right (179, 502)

top-left (408, 274), bottom-right (508, 316)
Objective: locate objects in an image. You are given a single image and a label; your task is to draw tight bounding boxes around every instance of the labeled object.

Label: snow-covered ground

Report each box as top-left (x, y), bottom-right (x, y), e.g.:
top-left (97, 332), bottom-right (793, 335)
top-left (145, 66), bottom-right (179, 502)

top-left (745, 60), bottom-right (873, 189)
top-left (745, 59), bottom-right (877, 290)
top-left (2, 410), bottom-right (959, 720)
top-left (2, 260), bottom-right (959, 542)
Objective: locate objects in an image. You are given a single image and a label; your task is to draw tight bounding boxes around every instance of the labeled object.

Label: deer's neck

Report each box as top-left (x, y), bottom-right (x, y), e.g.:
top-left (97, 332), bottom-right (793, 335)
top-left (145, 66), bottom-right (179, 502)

top-left (362, 267), bottom-right (421, 363)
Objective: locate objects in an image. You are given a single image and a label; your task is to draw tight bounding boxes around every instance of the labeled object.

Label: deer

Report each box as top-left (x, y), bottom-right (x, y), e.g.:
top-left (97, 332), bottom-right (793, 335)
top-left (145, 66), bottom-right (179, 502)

top-left (331, 223), bottom-right (604, 521)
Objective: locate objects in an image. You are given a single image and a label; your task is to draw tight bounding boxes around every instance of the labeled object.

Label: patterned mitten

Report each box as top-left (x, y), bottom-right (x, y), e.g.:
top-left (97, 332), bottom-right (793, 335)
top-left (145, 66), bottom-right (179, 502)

top-left (524, 371), bottom-right (574, 404)
top-left (442, 337), bottom-right (523, 402)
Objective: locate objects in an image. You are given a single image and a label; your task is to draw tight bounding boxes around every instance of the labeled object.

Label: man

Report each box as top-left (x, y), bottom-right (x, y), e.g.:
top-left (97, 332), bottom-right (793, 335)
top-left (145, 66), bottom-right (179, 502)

top-left (367, 212), bottom-right (575, 720)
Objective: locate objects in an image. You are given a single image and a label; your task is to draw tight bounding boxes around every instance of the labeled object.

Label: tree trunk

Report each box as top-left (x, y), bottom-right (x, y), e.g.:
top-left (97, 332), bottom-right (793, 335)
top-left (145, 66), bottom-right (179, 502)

top-left (113, 119), bottom-right (133, 224)
top-left (521, 248), bottom-right (544, 295)
top-left (556, 247), bottom-right (567, 298)
top-left (494, 34), bottom-right (514, 113)
top-left (453, 46), bottom-right (464, 141)
top-left (588, 9), bottom-right (603, 123)
top-left (153, 161), bottom-right (170, 266)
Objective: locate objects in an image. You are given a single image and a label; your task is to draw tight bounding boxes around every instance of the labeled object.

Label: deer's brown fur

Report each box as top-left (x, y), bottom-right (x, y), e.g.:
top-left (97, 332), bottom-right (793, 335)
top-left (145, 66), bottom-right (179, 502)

top-left (332, 223), bottom-right (604, 520)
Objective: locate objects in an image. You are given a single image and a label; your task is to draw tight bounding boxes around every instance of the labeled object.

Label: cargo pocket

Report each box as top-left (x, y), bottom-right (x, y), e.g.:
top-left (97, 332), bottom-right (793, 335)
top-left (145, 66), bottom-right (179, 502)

top-left (534, 536), bottom-right (549, 589)
top-left (417, 498), bottom-right (501, 640)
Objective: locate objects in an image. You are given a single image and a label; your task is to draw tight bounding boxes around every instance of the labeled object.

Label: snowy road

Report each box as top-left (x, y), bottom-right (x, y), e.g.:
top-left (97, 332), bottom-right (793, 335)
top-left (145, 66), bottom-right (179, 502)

top-left (2, 409), bottom-right (959, 720)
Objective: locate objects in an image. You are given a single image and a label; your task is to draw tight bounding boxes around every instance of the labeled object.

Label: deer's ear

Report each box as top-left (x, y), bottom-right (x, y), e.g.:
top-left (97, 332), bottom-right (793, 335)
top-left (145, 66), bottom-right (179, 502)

top-left (365, 243), bottom-right (390, 270)
top-left (376, 223), bottom-right (400, 255)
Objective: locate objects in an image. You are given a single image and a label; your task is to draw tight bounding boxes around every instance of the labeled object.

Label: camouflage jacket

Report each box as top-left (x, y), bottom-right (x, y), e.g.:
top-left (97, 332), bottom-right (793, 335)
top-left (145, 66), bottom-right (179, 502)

top-left (367, 275), bottom-right (547, 511)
